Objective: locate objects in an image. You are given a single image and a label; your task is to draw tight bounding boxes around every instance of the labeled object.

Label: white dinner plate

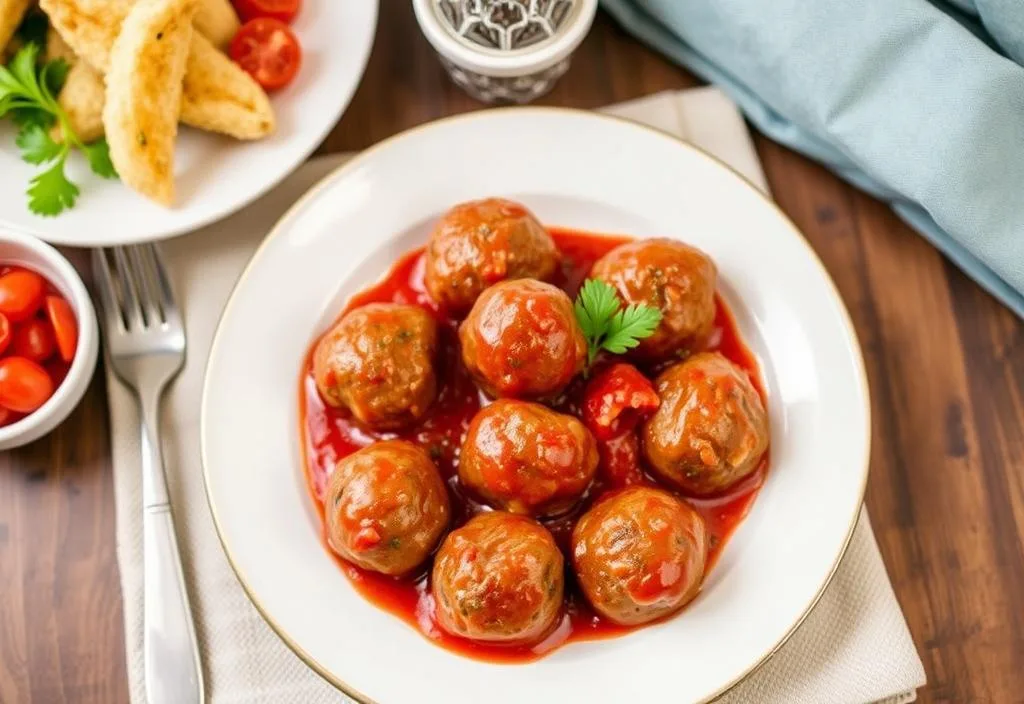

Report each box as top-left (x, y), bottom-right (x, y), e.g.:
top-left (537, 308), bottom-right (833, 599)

top-left (0, 1), bottom-right (377, 246)
top-left (202, 108), bottom-right (870, 704)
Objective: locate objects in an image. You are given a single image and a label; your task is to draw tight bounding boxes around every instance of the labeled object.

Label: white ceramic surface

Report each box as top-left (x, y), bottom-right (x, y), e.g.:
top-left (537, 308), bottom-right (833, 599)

top-left (0, 230), bottom-right (98, 449)
top-left (201, 108), bottom-right (870, 704)
top-left (412, 0), bottom-right (598, 76)
top-left (0, 1), bottom-right (378, 247)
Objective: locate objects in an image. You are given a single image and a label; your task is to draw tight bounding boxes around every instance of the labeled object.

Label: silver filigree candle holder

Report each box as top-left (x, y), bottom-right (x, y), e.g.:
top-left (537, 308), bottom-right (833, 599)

top-left (413, 0), bottom-right (598, 104)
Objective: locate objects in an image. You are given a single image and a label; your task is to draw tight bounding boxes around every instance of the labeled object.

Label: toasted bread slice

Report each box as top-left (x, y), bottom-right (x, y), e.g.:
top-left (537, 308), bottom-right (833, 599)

top-left (39, 0), bottom-right (132, 71)
top-left (50, 36), bottom-right (274, 144)
top-left (0, 0), bottom-right (32, 57)
top-left (193, 0), bottom-right (236, 48)
top-left (54, 60), bottom-right (106, 143)
top-left (47, 27), bottom-right (106, 144)
top-left (180, 32), bottom-right (274, 139)
top-left (104, 0), bottom-right (195, 205)
top-left (42, 0), bottom-right (274, 140)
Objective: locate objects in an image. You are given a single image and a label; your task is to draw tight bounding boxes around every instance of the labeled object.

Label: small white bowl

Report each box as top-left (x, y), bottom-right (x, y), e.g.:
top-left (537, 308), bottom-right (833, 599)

top-left (0, 230), bottom-right (99, 450)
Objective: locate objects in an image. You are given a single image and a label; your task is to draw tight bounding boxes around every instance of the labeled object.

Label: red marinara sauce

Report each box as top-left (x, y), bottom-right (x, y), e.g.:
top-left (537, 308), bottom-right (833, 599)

top-left (299, 228), bottom-right (769, 663)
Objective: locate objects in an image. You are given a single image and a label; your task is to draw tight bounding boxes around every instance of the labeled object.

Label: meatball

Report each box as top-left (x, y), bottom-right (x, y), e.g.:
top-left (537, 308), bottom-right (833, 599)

top-left (313, 303), bottom-right (438, 430)
top-left (642, 352), bottom-right (769, 496)
top-left (424, 198), bottom-right (559, 315)
top-left (590, 238), bottom-right (717, 361)
top-left (432, 512), bottom-right (564, 644)
top-left (572, 486), bottom-right (708, 626)
top-left (459, 400), bottom-right (598, 517)
top-left (324, 440), bottom-right (450, 575)
top-left (459, 279), bottom-right (587, 399)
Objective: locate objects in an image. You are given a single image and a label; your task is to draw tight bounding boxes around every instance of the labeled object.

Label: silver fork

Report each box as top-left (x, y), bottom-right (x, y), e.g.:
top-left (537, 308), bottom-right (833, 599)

top-left (93, 245), bottom-right (204, 704)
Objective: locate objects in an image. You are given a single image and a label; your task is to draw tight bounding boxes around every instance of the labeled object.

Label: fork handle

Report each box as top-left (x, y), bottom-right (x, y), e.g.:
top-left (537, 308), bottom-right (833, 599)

top-left (140, 393), bottom-right (205, 704)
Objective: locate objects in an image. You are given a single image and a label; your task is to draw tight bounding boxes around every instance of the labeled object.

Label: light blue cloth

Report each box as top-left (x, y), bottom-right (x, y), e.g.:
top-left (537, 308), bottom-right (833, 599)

top-left (601, 0), bottom-right (1024, 318)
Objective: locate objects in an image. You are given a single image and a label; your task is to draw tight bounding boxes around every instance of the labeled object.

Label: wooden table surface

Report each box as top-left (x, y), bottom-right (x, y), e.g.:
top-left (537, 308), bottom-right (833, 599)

top-left (1, 5), bottom-right (1022, 703)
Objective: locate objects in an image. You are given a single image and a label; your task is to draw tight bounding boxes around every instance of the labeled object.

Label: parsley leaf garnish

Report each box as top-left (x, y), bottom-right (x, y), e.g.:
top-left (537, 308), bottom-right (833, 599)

top-left (28, 154), bottom-right (79, 215)
top-left (574, 278), bottom-right (619, 344)
top-left (604, 303), bottom-right (662, 353)
top-left (16, 123), bottom-right (62, 163)
top-left (0, 44), bottom-right (118, 216)
top-left (83, 139), bottom-right (117, 179)
top-left (574, 278), bottom-right (662, 367)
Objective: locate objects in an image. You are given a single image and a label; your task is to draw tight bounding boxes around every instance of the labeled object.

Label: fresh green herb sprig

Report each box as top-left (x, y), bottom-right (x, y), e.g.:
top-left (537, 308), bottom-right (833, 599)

top-left (574, 278), bottom-right (662, 367)
top-left (0, 43), bottom-right (117, 216)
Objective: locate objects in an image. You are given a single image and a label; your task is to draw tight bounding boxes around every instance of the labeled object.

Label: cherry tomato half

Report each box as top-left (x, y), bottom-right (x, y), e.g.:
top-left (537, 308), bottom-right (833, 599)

top-left (0, 269), bottom-right (45, 322)
top-left (0, 356), bottom-right (55, 414)
top-left (230, 18), bottom-right (302, 91)
top-left (12, 318), bottom-right (56, 362)
top-left (233, 0), bottom-right (301, 24)
top-left (581, 363), bottom-right (660, 440)
top-left (44, 296), bottom-right (77, 363)
top-left (0, 312), bottom-right (10, 356)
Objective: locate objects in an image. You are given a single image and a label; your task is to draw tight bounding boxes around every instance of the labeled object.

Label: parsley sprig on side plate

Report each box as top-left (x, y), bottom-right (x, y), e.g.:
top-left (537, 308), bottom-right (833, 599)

top-left (0, 43), bottom-right (117, 216)
top-left (574, 278), bottom-right (662, 367)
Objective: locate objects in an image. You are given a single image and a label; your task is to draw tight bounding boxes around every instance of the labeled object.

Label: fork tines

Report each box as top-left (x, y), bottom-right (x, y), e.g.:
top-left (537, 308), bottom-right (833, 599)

top-left (93, 245), bottom-right (180, 333)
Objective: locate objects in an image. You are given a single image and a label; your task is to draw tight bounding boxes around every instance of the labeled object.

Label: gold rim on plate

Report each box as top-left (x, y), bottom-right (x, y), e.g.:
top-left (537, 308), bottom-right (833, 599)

top-left (200, 105), bottom-right (872, 704)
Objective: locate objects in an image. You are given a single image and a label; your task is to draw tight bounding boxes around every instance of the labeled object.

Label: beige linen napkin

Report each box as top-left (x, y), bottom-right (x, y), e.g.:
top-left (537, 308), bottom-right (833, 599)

top-left (107, 88), bottom-right (927, 704)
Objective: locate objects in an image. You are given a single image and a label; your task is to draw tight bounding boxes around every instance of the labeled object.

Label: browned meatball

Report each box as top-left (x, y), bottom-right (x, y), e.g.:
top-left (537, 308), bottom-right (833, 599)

top-left (313, 303), bottom-right (438, 430)
top-left (459, 400), bottom-right (598, 517)
top-left (642, 352), bottom-right (769, 496)
top-left (424, 198), bottom-right (559, 315)
top-left (325, 441), bottom-right (450, 575)
top-left (572, 486), bottom-right (708, 626)
top-left (590, 238), bottom-right (717, 361)
top-left (459, 279), bottom-right (587, 399)
top-left (432, 512), bottom-right (564, 644)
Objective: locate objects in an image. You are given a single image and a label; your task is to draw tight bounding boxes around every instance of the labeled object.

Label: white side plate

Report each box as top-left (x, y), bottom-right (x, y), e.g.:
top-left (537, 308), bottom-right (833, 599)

top-left (0, 1), bottom-right (377, 246)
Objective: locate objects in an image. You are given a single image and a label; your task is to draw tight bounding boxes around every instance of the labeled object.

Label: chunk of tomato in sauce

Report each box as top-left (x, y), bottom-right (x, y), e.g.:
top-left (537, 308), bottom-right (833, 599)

top-left (581, 363), bottom-right (660, 440)
top-left (581, 364), bottom-right (661, 489)
top-left (596, 431), bottom-right (647, 488)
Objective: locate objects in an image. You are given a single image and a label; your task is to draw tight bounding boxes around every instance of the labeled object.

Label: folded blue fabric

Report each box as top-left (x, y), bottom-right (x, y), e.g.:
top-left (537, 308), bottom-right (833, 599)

top-left (601, 0), bottom-right (1024, 318)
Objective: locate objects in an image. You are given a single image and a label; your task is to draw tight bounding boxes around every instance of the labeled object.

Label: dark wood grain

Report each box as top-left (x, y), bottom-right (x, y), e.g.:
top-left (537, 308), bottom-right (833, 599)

top-left (2, 5), bottom-right (1022, 703)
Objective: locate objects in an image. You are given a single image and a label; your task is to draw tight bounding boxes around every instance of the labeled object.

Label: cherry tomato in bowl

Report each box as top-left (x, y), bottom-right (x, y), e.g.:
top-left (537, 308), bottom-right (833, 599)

top-left (230, 18), bottom-right (302, 91)
top-left (11, 318), bottom-right (56, 362)
top-left (45, 359), bottom-right (71, 388)
top-left (0, 269), bottom-right (45, 322)
top-left (0, 313), bottom-right (10, 356)
top-left (0, 356), bottom-right (55, 414)
top-left (45, 296), bottom-right (78, 363)
top-left (233, 0), bottom-right (301, 24)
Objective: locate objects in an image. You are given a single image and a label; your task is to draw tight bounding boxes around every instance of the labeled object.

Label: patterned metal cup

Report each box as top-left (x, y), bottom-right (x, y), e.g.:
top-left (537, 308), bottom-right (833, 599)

top-left (413, 0), bottom-right (599, 104)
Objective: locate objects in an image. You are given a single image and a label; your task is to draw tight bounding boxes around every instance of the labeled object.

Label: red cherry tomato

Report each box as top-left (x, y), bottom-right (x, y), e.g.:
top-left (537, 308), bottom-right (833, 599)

top-left (45, 359), bottom-right (71, 387)
top-left (233, 0), bottom-right (301, 23)
top-left (11, 318), bottom-right (56, 362)
top-left (0, 405), bottom-right (10, 427)
top-left (230, 18), bottom-right (302, 91)
top-left (0, 269), bottom-right (45, 322)
top-left (581, 363), bottom-right (660, 440)
top-left (44, 296), bottom-right (77, 363)
top-left (0, 312), bottom-right (10, 356)
top-left (0, 356), bottom-right (55, 414)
